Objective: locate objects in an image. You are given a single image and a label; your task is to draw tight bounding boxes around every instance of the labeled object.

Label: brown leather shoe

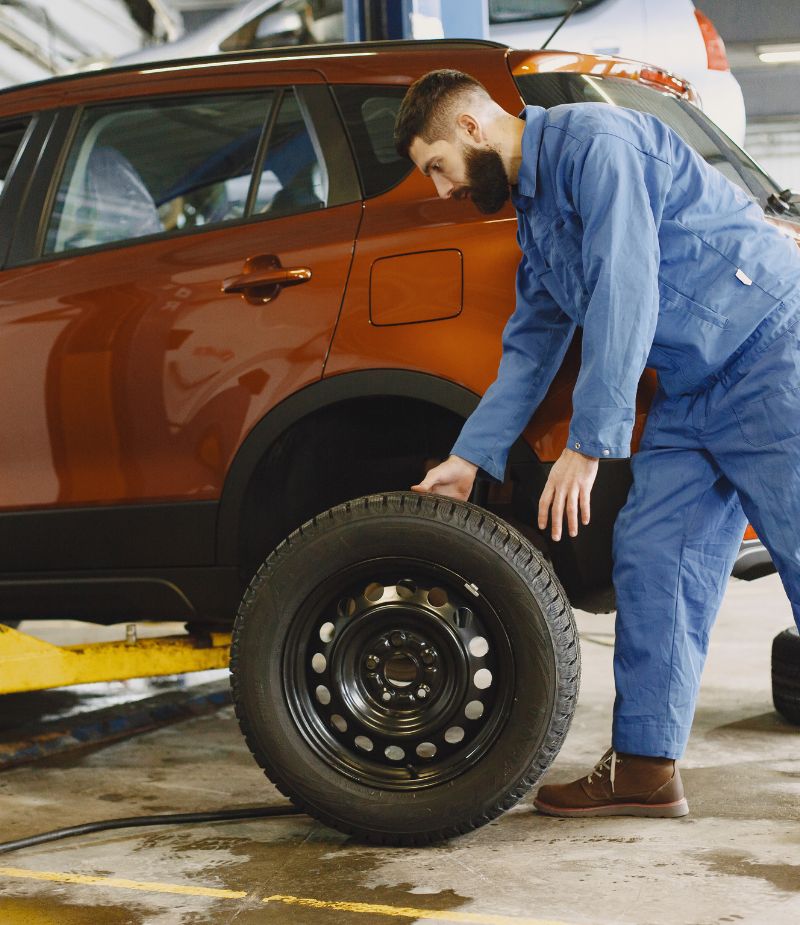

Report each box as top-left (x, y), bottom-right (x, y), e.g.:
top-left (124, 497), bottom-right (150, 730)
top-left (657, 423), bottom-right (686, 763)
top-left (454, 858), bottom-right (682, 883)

top-left (534, 748), bottom-right (689, 818)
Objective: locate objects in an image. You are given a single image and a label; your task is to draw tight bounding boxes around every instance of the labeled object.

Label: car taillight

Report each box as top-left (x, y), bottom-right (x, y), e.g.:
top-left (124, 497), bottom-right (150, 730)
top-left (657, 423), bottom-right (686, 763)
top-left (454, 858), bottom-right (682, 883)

top-left (695, 8), bottom-right (729, 71)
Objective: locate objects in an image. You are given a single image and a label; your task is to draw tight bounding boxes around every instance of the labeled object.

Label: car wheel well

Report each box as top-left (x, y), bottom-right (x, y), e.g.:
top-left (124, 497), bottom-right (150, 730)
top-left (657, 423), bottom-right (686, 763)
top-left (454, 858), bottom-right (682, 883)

top-left (237, 395), bottom-right (464, 579)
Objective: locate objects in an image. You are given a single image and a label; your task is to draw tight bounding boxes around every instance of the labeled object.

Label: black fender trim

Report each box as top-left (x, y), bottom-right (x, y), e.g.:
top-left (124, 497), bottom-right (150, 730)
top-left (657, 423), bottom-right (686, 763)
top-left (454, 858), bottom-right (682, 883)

top-left (216, 369), bottom-right (525, 563)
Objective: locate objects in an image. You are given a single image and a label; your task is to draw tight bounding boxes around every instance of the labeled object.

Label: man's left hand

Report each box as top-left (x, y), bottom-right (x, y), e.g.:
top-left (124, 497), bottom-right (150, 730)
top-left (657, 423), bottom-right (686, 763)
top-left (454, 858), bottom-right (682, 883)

top-left (538, 447), bottom-right (599, 541)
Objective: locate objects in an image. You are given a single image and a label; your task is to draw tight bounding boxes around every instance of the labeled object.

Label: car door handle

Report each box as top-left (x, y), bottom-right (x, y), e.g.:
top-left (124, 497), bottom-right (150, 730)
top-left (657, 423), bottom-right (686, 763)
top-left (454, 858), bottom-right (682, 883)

top-left (222, 255), bottom-right (312, 305)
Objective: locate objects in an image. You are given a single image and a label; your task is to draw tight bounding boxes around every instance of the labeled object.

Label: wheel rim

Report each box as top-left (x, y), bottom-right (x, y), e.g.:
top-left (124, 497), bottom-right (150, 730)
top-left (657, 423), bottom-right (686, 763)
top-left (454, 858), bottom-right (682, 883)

top-left (283, 557), bottom-right (516, 790)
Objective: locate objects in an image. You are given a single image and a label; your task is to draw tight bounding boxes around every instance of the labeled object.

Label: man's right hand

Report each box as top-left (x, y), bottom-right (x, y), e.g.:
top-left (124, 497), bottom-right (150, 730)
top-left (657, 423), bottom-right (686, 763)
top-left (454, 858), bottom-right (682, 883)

top-left (411, 454), bottom-right (478, 501)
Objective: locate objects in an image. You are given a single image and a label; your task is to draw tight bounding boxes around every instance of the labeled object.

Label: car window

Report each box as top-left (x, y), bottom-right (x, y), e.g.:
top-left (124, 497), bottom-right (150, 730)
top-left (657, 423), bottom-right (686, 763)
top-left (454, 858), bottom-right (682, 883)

top-left (42, 85), bottom-right (353, 256)
top-left (490, 0), bottom-right (604, 22)
top-left (514, 73), bottom-right (799, 221)
top-left (0, 118), bottom-right (30, 200)
top-left (252, 89), bottom-right (327, 215)
top-left (44, 92), bottom-right (275, 255)
top-left (332, 85), bottom-right (413, 198)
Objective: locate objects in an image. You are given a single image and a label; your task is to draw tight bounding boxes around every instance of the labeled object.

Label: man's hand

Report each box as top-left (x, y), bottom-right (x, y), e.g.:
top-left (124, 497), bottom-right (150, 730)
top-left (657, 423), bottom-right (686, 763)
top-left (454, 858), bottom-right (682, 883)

top-left (411, 454), bottom-right (478, 501)
top-left (538, 447), bottom-right (599, 541)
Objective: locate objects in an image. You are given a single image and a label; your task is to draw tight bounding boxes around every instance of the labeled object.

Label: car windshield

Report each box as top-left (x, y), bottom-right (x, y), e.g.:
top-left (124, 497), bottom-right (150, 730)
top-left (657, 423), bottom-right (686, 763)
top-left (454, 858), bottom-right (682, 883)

top-left (514, 72), bottom-right (800, 225)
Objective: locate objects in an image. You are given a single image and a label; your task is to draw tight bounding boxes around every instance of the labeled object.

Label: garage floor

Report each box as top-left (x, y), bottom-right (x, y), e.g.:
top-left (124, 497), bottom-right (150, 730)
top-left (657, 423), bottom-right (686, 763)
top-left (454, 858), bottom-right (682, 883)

top-left (0, 572), bottom-right (798, 925)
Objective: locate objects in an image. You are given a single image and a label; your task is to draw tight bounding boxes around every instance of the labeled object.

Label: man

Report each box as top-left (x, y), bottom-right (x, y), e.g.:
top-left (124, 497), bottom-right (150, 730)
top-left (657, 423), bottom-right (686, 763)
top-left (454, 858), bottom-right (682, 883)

top-left (394, 69), bottom-right (800, 818)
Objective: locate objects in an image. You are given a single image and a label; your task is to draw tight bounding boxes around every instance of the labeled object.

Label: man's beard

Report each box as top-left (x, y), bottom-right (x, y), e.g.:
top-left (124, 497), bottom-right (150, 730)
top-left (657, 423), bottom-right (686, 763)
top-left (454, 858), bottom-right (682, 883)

top-left (463, 145), bottom-right (510, 215)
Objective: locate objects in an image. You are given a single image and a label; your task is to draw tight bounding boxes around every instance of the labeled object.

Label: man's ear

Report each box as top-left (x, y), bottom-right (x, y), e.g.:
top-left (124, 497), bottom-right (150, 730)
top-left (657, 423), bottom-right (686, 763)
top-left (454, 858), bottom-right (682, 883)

top-left (455, 112), bottom-right (483, 144)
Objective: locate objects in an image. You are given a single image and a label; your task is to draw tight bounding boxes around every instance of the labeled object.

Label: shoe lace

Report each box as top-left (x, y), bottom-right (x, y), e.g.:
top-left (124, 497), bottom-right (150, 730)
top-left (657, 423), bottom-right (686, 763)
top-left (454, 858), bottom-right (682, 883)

top-left (587, 749), bottom-right (618, 793)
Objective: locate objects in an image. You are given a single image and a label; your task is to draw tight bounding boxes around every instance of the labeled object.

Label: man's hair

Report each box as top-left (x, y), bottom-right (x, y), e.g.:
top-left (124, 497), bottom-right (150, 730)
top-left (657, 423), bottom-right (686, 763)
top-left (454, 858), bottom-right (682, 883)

top-left (394, 69), bottom-right (490, 158)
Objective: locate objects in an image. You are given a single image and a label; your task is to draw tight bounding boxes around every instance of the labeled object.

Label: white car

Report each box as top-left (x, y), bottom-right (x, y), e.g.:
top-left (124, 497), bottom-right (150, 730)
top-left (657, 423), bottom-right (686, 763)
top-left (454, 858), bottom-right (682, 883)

top-left (488, 0), bottom-right (746, 144)
top-left (112, 0), bottom-right (745, 144)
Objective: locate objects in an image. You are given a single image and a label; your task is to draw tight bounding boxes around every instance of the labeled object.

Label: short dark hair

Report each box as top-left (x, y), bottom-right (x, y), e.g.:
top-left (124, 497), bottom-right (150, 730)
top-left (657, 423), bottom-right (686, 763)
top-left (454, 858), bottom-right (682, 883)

top-left (394, 69), bottom-right (490, 158)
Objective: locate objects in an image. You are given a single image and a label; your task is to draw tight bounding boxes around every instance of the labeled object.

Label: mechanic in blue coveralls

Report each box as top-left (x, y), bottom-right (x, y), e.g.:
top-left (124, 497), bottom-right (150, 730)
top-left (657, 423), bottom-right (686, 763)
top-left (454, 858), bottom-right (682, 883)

top-left (395, 69), bottom-right (800, 818)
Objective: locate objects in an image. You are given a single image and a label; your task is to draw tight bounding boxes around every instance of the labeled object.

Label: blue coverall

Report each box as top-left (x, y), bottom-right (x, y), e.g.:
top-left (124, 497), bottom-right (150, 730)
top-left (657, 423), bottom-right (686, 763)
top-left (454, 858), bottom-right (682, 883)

top-left (451, 103), bottom-right (800, 759)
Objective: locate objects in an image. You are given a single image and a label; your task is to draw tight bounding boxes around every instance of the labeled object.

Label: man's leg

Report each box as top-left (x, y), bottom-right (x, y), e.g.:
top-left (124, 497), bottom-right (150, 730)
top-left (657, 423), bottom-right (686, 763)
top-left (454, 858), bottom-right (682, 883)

top-left (611, 445), bottom-right (747, 759)
top-left (708, 326), bottom-right (800, 631)
top-left (535, 411), bottom-right (747, 817)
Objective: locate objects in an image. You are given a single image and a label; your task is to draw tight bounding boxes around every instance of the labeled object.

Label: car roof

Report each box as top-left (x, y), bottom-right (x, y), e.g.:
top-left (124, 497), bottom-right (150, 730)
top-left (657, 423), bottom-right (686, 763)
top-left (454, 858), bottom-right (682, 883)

top-left (0, 39), bottom-right (508, 102)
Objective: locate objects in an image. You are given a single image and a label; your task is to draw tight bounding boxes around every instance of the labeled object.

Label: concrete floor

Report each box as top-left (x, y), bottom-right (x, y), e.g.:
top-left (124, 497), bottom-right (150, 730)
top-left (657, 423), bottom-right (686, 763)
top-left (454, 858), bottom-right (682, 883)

top-left (0, 573), bottom-right (798, 925)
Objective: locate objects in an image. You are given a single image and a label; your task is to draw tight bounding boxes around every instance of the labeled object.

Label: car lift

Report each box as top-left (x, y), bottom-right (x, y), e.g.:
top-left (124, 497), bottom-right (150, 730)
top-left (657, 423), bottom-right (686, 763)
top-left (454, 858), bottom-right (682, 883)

top-left (0, 623), bottom-right (231, 695)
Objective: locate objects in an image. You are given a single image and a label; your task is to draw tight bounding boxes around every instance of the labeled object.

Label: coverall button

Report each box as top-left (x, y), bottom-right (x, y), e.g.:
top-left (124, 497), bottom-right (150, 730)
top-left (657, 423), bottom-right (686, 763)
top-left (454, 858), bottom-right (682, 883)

top-left (574, 441), bottom-right (581, 449)
top-left (602, 449), bottom-right (610, 456)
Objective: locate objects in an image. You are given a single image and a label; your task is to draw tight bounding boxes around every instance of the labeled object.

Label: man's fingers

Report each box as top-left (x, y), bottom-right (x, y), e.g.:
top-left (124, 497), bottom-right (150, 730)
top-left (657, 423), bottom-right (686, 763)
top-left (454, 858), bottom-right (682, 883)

top-left (566, 490), bottom-right (579, 538)
top-left (538, 483), bottom-right (554, 530)
top-left (550, 490), bottom-right (566, 542)
top-left (580, 484), bottom-right (591, 526)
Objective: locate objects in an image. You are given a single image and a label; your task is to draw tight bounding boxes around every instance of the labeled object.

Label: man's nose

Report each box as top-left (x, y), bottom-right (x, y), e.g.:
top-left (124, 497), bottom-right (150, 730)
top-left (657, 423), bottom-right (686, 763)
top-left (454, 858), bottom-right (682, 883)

top-left (433, 175), bottom-right (454, 199)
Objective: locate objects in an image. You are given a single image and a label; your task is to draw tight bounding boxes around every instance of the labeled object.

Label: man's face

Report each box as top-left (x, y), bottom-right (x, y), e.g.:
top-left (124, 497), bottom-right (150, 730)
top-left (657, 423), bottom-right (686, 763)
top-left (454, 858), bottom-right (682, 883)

top-left (409, 137), bottom-right (510, 215)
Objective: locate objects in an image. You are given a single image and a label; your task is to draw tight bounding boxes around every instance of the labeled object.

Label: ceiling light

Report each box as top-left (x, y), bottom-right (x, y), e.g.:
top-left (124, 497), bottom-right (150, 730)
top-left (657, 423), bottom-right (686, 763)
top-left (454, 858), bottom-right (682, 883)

top-left (757, 44), bottom-right (800, 64)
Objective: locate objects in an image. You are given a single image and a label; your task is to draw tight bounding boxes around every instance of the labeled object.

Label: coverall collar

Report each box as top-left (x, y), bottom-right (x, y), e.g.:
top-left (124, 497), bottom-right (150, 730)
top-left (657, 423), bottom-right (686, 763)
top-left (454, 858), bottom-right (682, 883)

top-left (512, 105), bottom-right (547, 206)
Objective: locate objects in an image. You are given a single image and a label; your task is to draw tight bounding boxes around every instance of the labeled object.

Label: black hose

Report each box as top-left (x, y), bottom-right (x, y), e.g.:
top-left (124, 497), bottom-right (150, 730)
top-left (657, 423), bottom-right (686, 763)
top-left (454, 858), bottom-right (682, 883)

top-left (0, 804), bottom-right (305, 854)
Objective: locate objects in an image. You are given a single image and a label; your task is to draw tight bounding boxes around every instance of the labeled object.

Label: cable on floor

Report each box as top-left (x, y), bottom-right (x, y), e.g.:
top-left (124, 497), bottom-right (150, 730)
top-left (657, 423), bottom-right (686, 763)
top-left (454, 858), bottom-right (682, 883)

top-left (0, 804), bottom-right (305, 854)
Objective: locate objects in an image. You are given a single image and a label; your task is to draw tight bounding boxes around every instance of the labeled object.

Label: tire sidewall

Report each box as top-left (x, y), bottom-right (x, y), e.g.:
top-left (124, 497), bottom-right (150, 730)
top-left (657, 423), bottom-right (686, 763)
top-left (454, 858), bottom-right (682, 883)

top-left (233, 500), bottom-right (570, 839)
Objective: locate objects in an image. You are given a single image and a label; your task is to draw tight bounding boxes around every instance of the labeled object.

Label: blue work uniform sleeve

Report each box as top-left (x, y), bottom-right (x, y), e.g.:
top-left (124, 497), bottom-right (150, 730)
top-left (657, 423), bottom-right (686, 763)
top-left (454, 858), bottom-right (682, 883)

top-left (566, 132), bottom-right (671, 459)
top-left (450, 253), bottom-right (576, 481)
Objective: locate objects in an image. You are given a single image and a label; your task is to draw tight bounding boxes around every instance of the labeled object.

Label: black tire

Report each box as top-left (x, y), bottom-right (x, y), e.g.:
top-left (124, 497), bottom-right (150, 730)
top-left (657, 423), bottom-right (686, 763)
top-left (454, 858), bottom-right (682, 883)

top-left (230, 491), bottom-right (580, 845)
top-left (772, 626), bottom-right (800, 725)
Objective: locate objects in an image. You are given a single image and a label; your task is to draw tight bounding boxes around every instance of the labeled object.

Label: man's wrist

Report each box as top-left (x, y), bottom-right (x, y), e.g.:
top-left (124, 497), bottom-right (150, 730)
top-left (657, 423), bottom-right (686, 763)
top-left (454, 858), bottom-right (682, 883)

top-left (450, 454), bottom-right (479, 474)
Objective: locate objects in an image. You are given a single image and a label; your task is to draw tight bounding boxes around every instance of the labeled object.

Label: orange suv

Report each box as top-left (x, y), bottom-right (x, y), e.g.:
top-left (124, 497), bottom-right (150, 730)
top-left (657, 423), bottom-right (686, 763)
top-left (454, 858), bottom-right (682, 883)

top-left (1, 39), bottom-right (796, 626)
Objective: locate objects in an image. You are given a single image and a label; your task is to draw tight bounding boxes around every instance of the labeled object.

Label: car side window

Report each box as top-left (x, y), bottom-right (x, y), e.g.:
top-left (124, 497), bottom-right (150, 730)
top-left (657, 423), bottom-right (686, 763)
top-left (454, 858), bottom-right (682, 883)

top-left (43, 92), bottom-right (275, 255)
top-left (251, 89), bottom-right (327, 216)
top-left (0, 118), bottom-right (31, 200)
top-left (332, 85), bottom-right (413, 198)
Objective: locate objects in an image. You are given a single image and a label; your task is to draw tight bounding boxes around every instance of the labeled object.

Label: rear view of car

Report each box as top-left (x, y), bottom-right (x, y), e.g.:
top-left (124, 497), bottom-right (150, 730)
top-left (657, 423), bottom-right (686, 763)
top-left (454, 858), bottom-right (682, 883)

top-left (488, 0), bottom-right (746, 144)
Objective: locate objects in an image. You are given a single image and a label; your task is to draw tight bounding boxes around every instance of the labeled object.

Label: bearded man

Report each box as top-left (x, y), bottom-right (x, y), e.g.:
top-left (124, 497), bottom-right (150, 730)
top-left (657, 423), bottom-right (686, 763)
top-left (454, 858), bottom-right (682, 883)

top-left (394, 69), bottom-right (800, 818)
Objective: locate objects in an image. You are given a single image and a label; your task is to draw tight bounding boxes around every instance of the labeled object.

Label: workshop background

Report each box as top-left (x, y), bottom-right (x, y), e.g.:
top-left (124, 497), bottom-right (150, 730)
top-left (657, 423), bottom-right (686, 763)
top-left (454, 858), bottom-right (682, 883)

top-left (0, 3), bottom-right (799, 925)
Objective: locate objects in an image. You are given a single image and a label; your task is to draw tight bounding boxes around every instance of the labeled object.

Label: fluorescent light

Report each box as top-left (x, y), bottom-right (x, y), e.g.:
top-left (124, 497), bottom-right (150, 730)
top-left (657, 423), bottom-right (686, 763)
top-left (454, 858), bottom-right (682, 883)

top-left (757, 44), bottom-right (800, 64)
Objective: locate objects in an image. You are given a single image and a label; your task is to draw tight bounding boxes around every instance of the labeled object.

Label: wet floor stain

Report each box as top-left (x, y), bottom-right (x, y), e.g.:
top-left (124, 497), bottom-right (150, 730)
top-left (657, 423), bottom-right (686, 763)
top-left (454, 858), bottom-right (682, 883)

top-left (0, 895), bottom-right (146, 924)
top-left (699, 851), bottom-right (800, 893)
top-left (129, 826), bottom-right (475, 924)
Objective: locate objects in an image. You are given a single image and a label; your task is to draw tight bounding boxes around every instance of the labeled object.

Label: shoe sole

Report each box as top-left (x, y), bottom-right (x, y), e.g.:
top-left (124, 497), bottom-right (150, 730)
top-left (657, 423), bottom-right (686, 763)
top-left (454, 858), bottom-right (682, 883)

top-left (533, 797), bottom-right (690, 818)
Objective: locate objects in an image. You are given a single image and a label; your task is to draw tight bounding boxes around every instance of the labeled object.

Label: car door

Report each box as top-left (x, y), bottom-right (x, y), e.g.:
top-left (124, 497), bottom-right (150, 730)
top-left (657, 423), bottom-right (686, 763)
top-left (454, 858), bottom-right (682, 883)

top-left (0, 70), bottom-right (361, 544)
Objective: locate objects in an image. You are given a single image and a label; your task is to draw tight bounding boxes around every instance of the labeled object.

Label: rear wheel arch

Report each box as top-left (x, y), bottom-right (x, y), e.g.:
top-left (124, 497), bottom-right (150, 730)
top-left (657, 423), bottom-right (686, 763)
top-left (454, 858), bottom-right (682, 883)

top-left (217, 371), bottom-right (487, 569)
top-left (216, 369), bottom-right (621, 606)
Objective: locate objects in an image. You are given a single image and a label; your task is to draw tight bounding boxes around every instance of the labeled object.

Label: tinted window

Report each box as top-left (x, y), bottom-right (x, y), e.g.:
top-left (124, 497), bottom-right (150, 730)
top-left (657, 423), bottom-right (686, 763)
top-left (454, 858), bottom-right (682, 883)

top-left (514, 73), bottom-right (797, 219)
top-left (490, 0), bottom-right (604, 23)
top-left (333, 85), bottom-right (413, 198)
top-left (252, 89), bottom-right (326, 216)
top-left (44, 93), bottom-right (274, 254)
top-left (0, 119), bottom-right (30, 199)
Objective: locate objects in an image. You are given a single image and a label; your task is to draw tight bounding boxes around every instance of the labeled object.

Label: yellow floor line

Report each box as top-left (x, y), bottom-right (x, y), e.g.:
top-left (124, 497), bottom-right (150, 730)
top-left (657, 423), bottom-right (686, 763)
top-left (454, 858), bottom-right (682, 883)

top-left (0, 866), bottom-right (571, 925)
top-left (0, 866), bottom-right (247, 900)
top-left (263, 892), bottom-right (571, 924)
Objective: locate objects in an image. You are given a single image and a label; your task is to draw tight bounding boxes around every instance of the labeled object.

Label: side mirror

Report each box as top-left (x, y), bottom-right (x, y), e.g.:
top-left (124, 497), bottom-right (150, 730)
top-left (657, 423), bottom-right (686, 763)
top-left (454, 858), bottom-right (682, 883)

top-left (780, 188), bottom-right (800, 205)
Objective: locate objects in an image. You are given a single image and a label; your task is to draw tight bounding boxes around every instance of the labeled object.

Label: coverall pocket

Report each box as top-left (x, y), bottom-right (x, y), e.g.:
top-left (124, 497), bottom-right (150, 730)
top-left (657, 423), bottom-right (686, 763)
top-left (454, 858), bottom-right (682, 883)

top-left (658, 279), bottom-right (730, 329)
top-left (734, 385), bottom-right (800, 447)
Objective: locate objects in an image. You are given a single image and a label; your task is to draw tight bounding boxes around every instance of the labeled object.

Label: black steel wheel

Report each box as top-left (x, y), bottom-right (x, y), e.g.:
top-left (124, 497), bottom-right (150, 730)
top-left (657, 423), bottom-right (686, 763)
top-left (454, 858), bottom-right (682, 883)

top-left (772, 626), bottom-right (800, 725)
top-left (231, 492), bottom-right (579, 844)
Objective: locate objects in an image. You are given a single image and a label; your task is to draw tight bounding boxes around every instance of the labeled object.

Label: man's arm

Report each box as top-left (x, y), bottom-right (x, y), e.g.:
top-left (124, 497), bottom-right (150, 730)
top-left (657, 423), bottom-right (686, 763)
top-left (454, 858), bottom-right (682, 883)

top-left (413, 253), bottom-right (576, 499)
top-left (566, 131), bottom-right (671, 458)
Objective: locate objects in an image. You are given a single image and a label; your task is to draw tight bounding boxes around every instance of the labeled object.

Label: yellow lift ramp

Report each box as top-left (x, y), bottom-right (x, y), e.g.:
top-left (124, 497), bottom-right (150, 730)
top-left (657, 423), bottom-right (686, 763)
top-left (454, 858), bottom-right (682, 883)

top-left (0, 623), bottom-right (232, 694)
